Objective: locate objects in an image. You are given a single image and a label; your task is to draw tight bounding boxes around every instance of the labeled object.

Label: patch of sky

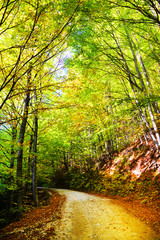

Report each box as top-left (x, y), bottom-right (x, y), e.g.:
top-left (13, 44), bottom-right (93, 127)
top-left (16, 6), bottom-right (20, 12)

top-left (48, 49), bottom-right (74, 98)
top-left (54, 49), bottom-right (74, 80)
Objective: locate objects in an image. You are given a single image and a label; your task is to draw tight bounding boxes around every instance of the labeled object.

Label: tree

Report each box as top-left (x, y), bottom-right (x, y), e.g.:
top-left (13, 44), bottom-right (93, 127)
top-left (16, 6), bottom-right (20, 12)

top-left (0, 0), bottom-right (80, 109)
top-left (16, 71), bottom-right (31, 210)
top-left (1, 0), bottom-right (160, 219)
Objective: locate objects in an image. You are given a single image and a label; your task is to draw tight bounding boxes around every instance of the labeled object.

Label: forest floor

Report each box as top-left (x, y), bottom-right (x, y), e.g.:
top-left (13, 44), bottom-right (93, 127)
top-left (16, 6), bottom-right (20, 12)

top-left (0, 189), bottom-right (66, 240)
top-left (1, 189), bottom-right (160, 240)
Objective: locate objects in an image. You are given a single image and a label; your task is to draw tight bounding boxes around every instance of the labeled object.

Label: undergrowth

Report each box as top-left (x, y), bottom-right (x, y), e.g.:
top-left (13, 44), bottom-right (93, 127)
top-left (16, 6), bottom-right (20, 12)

top-left (51, 166), bottom-right (160, 205)
top-left (0, 189), bottom-right (51, 229)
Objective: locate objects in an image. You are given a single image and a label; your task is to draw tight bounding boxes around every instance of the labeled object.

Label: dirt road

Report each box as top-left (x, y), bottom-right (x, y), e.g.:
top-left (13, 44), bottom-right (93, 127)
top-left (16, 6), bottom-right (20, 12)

top-left (54, 189), bottom-right (160, 240)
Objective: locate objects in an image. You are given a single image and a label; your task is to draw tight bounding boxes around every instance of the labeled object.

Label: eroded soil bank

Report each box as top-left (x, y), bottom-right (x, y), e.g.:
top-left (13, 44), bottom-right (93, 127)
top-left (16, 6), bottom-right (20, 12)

top-left (54, 189), bottom-right (160, 240)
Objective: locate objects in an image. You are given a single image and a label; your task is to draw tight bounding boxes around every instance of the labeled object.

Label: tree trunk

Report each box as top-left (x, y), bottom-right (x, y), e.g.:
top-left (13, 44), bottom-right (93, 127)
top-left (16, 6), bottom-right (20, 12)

top-left (112, 31), bottom-right (160, 152)
top-left (32, 87), bottom-right (39, 207)
top-left (137, 51), bottom-right (160, 115)
top-left (16, 74), bottom-right (31, 210)
top-left (25, 133), bottom-right (33, 192)
top-left (9, 124), bottom-right (17, 209)
top-left (63, 150), bottom-right (69, 171)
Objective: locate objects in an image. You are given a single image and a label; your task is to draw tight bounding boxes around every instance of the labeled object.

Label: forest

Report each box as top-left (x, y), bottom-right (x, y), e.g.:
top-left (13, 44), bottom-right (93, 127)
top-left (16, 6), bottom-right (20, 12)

top-left (0, 0), bottom-right (160, 227)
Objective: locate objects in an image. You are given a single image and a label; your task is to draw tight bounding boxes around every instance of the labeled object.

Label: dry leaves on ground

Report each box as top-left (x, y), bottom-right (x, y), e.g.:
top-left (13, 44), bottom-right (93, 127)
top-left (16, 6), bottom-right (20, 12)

top-left (0, 190), bottom-right (66, 240)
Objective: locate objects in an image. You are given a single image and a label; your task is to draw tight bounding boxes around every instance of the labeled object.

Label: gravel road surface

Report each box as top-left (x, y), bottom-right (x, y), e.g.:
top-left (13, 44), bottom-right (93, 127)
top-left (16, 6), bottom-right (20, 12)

top-left (54, 189), bottom-right (160, 240)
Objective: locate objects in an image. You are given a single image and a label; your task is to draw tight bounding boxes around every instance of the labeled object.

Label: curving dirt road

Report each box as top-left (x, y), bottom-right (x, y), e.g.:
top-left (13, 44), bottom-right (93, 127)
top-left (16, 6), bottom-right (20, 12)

top-left (54, 189), bottom-right (160, 240)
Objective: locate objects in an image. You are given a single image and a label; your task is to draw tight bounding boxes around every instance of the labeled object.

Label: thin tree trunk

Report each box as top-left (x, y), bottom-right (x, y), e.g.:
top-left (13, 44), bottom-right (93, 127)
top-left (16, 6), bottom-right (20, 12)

top-left (112, 31), bottom-right (160, 152)
top-left (139, 134), bottom-right (143, 144)
top-left (137, 51), bottom-right (160, 115)
top-left (63, 150), bottom-right (69, 171)
top-left (16, 78), bottom-right (30, 210)
top-left (9, 124), bottom-right (17, 209)
top-left (69, 141), bottom-right (73, 167)
top-left (131, 45), bottom-right (160, 148)
top-left (147, 103), bottom-right (160, 147)
top-left (32, 87), bottom-right (39, 207)
top-left (135, 52), bottom-right (160, 148)
top-left (25, 133), bottom-right (33, 192)
top-left (144, 133), bottom-right (149, 146)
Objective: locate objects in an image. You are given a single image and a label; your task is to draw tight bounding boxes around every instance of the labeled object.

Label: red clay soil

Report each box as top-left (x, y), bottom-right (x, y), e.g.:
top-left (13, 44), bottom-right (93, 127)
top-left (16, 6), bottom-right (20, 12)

top-left (0, 190), bottom-right (66, 240)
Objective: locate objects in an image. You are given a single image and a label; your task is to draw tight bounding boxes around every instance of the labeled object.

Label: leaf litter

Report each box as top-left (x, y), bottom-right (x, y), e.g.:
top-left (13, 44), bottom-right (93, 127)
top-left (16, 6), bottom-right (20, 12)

top-left (0, 189), bottom-right (66, 240)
